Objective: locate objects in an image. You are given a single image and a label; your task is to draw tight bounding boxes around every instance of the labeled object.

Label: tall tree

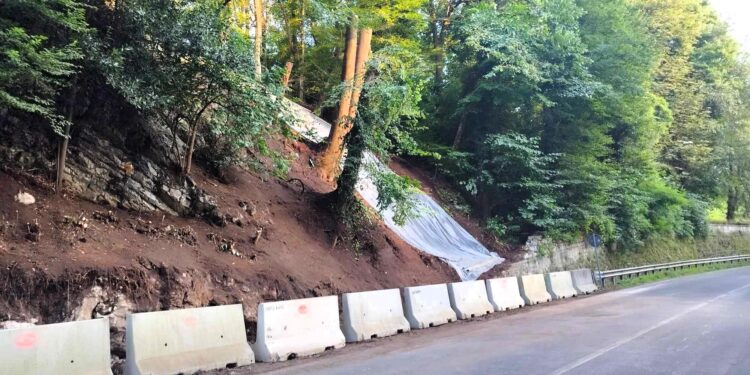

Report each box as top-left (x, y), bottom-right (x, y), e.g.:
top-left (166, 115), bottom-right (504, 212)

top-left (638, 0), bottom-right (713, 192)
top-left (103, 0), bottom-right (286, 176)
top-left (427, 0), bottom-right (467, 87)
top-left (318, 22), bottom-right (374, 182)
top-left (253, 0), bottom-right (264, 80)
top-left (0, 0), bottom-right (89, 192)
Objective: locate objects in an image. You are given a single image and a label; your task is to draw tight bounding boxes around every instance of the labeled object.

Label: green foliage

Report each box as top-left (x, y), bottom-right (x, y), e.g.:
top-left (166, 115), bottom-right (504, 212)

top-left (415, 0), bottom-right (734, 249)
top-left (598, 233), bottom-right (750, 271)
top-left (485, 216), bottom-right (507, 239)
top-left (436, 187), bottom-right (472, 217)
top-left (331, 33), bottom-right (432, 231)
top-left (267, 0), bottom-right (428, 106)
top-left (101, 0), bottom-right (289, 173)
top-left (370, 167), bottom-right (422, 225)
top-left (708, 59), bottom-right (750, 221)
top-left (0, 0), bottom-right (88, 132)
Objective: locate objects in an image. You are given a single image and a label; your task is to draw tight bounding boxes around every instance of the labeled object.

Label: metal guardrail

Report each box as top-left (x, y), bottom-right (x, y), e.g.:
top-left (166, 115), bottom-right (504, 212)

top-left (596, 254), bottom-right (750, 286)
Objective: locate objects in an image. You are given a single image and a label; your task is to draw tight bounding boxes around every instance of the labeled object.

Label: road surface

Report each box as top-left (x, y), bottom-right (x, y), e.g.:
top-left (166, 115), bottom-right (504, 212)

top-left (216, 266), bottom-right (750, 375)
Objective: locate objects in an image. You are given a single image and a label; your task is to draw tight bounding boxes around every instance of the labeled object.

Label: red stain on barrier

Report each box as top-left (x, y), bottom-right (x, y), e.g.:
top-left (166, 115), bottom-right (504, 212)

top-left (14, 332), bottom-right (38, 350)
top-left (183, 315), bottom-right (198, 327)
top-left (298, 305), bottom-right (308, 314)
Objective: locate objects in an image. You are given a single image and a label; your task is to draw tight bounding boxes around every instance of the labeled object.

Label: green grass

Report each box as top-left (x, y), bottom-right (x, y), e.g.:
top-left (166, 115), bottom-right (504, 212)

top-left (610, 260), bottom-right (750, 289)
top-left (597, 233), bottom-right (750, 270)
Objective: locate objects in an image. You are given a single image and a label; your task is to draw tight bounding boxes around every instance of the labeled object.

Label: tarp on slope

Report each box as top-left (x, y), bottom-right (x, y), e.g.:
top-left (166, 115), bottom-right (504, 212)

top-left (287, 101), bottom-right (503, 280)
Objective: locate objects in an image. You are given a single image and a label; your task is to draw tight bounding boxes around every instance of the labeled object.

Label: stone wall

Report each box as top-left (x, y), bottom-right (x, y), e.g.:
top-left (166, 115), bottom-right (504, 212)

top-left (504, 235), bottom-right (599, 276)
top-left (709, 223), bottom-right (750, 235)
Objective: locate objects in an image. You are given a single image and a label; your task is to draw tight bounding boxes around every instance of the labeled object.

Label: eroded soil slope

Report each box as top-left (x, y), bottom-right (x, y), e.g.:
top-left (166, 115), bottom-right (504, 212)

top-left (0, 139), bottom-right (459, 329)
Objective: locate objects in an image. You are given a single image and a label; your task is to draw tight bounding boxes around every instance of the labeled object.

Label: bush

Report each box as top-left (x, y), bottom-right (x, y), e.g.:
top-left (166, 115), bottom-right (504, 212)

top-left (0, 0), bottom-right (88, 131)
top-left (100, 0), bottom-right (289, 175)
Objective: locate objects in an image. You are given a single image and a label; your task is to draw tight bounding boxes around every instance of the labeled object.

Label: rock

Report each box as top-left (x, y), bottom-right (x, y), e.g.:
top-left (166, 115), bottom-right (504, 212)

top-left (0, 100), bottom-right (219, 221)
top-left (144, 161), bottom-right (159, 179)
top-left (239, 201), bottom-right (257, 216)
top-left (152, 185), bottom-right (185, 215)
top-left (72, 286), bottom-right (104, 321)
top-left (71, 285), bottom-right (134, 323)
top-left (71, 286), bottom-right (135, 358)
top-left (224, 213), bottom-right (244, 227)
top-left (14, 191), bottom-right (35, 205)
top-left (0, 319), bottom-right (38, 330)
top-left (119, 162), bottom-right (134, 176)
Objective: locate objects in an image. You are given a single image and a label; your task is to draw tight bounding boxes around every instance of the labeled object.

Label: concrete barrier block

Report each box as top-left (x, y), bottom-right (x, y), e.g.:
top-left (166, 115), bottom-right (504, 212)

top-left (447, 280), bottom-right (494, 319)
top-left (253, 296), bottom-right (345, 362)
top-left (571, 269), bottom-right (598, 294)
top-left (1, 318), bottom-right (112, 375)
top-left (545, 271), bottom-right (578, 300)
top-left (518, 274), bottom-right (552, 305)
top-left (124, 304), bottom-right (253, 375)
top-left (342, 288), bottom-right (410, 342)
top-left (402, 284), bottom-right (457, 329)
top-left (485, 277), bottom-right (526, 311)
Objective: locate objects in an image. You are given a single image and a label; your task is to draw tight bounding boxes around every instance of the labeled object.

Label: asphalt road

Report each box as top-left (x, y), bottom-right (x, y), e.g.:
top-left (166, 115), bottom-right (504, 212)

top-left (218, 266), bottom-right (750, 375)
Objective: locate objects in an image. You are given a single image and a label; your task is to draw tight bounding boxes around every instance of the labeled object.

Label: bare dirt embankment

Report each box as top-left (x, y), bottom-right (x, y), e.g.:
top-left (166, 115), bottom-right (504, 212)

top-left (0, 137), bottom-right (464, 368)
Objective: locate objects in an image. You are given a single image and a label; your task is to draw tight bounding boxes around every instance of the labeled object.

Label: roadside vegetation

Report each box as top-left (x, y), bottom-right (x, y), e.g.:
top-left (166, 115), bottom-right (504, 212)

top-left (611, 260), bottom-right (750, 289)
top-left (594, 233), bottom-right (750, 270)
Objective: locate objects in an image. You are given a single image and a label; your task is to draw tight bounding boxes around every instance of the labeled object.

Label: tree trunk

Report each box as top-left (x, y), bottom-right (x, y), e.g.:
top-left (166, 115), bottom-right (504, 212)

top-left (334, 117), bottom-right (365, 211)
top-left (347, 28), bottom-right (372, 120)
top-left (183, 123), bottom-right (199, 176)
top-left (332, 94), bottom-right (373, 219)
top-left (317, 20), bottom-right (359, 181)
top-left (56, 85), bottom-right (77, 194)
top-left (298, 74), bottom-right (305, 101)
top-left (282, 61), bottom-right (293, 89)
top-left (297, 0), bottom-right (307, 101)
top-left (452, 110), bottom-right (467, 149)
top-left (253, 0), bottom-right (264, 80)
top-left (727, 187), bottom-right (738, 222)
top-left (433, 26), bottom-right (445, 86)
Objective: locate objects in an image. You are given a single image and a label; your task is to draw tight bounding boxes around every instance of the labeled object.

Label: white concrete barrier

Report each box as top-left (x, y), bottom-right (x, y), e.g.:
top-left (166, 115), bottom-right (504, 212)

top-left (571, 269), bottom-right (598, 294)
top-left (342, 288), bottom-right (410, 342)
top-left (545, 271), bottom-right (578, 299)
top-left (124, 304), bottom-right (254, 375)
top-left (485, 277), bottom-right (525, 311)
top-left (253, 296), bottom-right (345, 362)
top-left (1, 318), bottom-right (112, 375)
top-left (447, 280), bottom-right (494, 319)
top-left (402, 284), bottom-right (457, 329)
top-left (518, 274), bottom-right (552, 305)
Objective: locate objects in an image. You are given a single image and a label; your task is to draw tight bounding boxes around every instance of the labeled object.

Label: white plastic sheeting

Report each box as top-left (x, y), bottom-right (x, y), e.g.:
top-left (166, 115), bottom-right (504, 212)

top-left (287, 101), bottom-right (503, 280)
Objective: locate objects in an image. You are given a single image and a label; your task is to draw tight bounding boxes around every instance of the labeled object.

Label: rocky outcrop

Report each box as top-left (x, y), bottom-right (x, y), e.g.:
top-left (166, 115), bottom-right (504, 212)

top-left (71, 286), bottom-right (134, 362)
top-left (0, 100), bottom-right (219, 219)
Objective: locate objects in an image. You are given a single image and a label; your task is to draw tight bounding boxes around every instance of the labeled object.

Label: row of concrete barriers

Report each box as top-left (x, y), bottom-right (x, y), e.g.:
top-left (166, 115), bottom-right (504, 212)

top-left (1, 269), bottom-right (598, 374)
